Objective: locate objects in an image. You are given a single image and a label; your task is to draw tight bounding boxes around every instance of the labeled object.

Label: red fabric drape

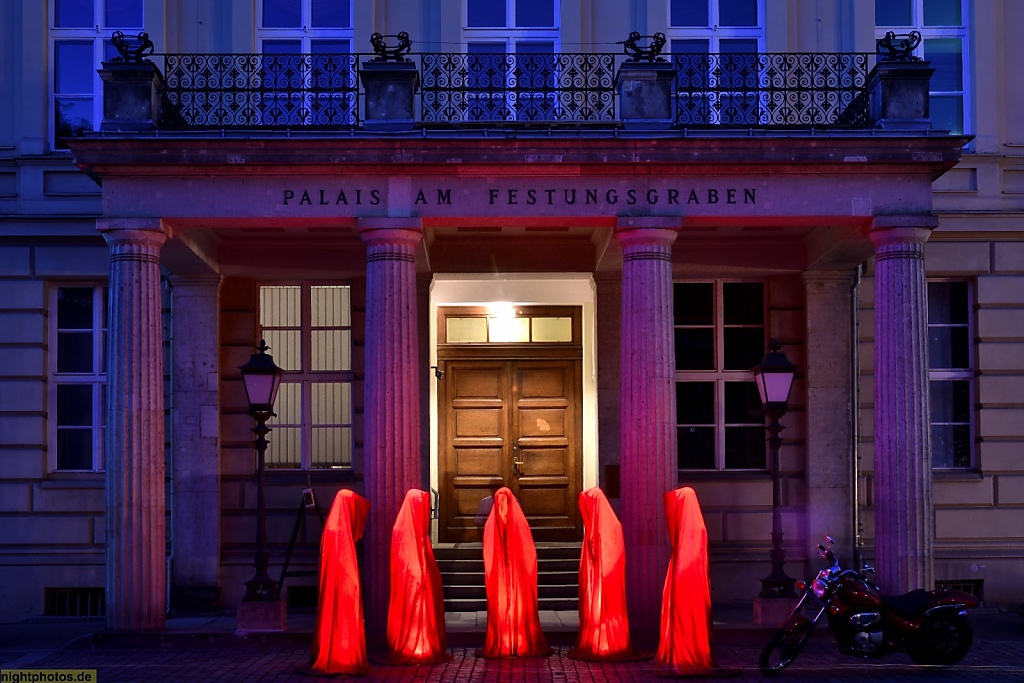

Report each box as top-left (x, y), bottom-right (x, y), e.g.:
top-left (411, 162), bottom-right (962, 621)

top-left (386, 489), bottom-right (449, 664)
top-left (569, 486), bottom-right (642, 661)
top-left (481, 487), bottom-right (552, 658)
top-left (311, 489), bottom-right (371, 676)
top-left (653, 486), bottom-right (715, 676)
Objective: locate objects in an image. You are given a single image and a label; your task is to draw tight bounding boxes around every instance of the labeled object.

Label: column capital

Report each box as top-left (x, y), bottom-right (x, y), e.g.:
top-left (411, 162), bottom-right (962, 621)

top-left (869, 215), bottom-right (938, 250)
top-left (614, 216), bottom-right (680, 251)
top-left (98, 218), bottom-right (168, 251)
top-left (357, 217), bottom-right (423, 249)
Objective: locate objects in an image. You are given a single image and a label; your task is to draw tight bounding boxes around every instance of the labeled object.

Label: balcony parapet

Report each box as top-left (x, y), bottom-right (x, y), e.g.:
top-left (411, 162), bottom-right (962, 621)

top-left (868, 60), bottom-right (936, 131)
top-left (98, 60), bottom-right (165, 132)
top-left (92, 51), bottom-right (943, 136)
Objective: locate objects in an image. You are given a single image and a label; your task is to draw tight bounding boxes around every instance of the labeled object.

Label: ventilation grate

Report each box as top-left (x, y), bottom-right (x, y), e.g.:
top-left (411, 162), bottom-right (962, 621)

top-left (936, 579), bottom-right (983, 603)
top-left (45, 588), bottom-right (105, 617)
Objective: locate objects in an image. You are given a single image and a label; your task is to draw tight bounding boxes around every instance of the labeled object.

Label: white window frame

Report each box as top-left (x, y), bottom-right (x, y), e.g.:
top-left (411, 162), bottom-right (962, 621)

top-left (462, 0), bottom-right (561, 121)
top-left (49, 284), bottom-right (107, 472)
top-left (927, 279), bottom-right (975, 469)
top-left (256, 0), bottom-right (354, 53)
top-left (874, 0), bottom-right (970, 136)
top-left (259, 283), bottom-right (354, 470)
top-left (674, 279), bottom-right (767, 471)
top-left (49, 0), bottom-right (145, 150)
top-left (256, 0), bottom-right (355, 127)
top-left (667, 0), bottom-right (766, 125)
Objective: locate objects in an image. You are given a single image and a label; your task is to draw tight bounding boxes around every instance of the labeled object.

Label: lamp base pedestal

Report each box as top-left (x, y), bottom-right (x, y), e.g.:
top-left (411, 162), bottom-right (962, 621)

top-left (753, 596), bottom-right (800, 628)
top-left (236, 599), bottom-right (287, 633)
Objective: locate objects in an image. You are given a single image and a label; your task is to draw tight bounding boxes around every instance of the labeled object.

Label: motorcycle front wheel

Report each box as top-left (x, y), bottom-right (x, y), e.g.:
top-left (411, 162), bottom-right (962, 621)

top-left (759, 618), bottom-right (815, 675)
top-left (907, 614), bottom-right (973, 666)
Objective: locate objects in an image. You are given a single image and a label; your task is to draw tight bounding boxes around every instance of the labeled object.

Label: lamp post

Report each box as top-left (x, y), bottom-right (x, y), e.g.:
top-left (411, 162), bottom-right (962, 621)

top-left (754, 339), bottom-right (797, 599)
top-left (239, 339), bottom-right (284, 601)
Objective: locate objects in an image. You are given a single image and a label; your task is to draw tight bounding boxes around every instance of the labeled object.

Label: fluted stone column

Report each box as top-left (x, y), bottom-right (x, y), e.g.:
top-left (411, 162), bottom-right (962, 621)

top-left (870, 217), bottom-right (937, 595)
top-left (358, 218), bottom-right (423, 638)
top-left (168, 274), bottom-right (222, 612)
top-left (615, 218), bottom-right (679, 639)
top-left (803, 271), bottom-right (855, 559)
top-left (100, 220), bottom-right (168, 631)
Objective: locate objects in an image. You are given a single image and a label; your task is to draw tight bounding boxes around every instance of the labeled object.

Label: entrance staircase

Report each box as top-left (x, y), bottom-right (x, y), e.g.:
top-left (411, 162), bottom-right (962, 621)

top-left (434, 543), bottom-right (581, 612)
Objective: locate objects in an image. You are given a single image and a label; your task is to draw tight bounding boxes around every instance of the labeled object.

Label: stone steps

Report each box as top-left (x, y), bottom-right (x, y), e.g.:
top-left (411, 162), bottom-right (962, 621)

top-left (434, 543), bottom-right (581, 613)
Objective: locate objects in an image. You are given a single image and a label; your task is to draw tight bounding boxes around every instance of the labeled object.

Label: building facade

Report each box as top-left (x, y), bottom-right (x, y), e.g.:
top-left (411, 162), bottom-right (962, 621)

top-left (1, 0), bottom-right (1022, 633)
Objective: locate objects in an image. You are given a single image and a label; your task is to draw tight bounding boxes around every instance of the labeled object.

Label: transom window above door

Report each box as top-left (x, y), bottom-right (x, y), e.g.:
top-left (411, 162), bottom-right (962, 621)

top-left (439, 305), bottom-right (579, 346)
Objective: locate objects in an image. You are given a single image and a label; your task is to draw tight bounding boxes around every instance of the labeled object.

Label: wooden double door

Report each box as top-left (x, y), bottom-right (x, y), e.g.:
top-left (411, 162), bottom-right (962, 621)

top-left (438, 356), bottom-right (583, 543)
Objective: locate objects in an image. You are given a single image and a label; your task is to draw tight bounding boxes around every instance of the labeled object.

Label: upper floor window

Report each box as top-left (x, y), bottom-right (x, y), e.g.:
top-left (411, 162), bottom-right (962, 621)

top-left (928, 280), bottom-right (973, 468)
top-left (259, 284), bottom-right (353, 469)
top-left (669, 0), bottom-right (762, 43)
top-left (50, 0), bottom-right (144, 149)
top-left (460, 0), bottom-right (560, 121)
top-left (50, 285), bottom-right (107, 471)
top-left (256, 0), bottom-right (355, 126)
top-left (675, 281), bottom-right (767, 470)
top-left (466, 0), bottom-right (558, 37)
top-left (875, 0), bottom-right (969, 135)
top-left (257, 0), bottom-right (353, 53)
top-left (668, 0), bottom-right (765, 125)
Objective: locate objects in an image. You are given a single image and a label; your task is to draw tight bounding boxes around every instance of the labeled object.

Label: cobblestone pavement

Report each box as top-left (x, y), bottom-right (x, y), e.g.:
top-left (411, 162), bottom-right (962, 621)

top-left (3, 610), bottom-right (1022, 683)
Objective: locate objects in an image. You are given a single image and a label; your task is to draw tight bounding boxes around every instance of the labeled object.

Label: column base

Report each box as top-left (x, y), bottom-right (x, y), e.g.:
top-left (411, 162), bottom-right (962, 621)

top-left (236, 599), bottom-right (287, 633)
top-left (753, 597), bottom-right (800, 628)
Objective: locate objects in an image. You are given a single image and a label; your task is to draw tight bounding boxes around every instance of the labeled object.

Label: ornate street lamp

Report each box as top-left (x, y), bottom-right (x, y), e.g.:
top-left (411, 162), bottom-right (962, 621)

top-left (754, 339), bottom-right (797, 599)
top-left (239, 339), bottom-right (284, 601)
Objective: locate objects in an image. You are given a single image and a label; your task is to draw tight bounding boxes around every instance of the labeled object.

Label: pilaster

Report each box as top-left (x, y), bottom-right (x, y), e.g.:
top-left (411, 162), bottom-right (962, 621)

top-left (802, 270), bottom-right (856, 560)
top-left (615, 217), bottom-right (679, 640)
top-left (869, 217), bottom-right (937, 594)
top-left (99, 219), bottom-right (168, 631)
top-left (167, 273), bottom-right (222, 612)
top-left (357, 217), bottom-right (423, 638)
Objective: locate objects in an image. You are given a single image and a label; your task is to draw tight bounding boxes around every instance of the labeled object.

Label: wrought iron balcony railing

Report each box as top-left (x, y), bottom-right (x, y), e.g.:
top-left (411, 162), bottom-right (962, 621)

top-left (157, 51), bottom-right (875, 130)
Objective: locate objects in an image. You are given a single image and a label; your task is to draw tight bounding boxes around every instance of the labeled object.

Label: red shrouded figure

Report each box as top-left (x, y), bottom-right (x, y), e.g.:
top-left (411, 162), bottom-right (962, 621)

top-left (386, 489), bottom-right (449, 664)
top-left (569, 486), bottom-right (643, 661)
top-left (481, 487), bottom-right (552, 658)
top-left (310, 489), bottom-right (371, 676)
top-left (654, 486), bottom-right (715, 676)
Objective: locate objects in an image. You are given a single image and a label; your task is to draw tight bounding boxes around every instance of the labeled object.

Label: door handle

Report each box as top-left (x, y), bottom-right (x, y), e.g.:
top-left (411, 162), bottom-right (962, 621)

top-left (513, 446), bottom-right (525, 475)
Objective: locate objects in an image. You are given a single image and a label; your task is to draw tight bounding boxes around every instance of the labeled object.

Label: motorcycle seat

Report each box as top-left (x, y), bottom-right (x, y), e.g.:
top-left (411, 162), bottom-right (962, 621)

top-left (881, 589), bottom-right (932, 618)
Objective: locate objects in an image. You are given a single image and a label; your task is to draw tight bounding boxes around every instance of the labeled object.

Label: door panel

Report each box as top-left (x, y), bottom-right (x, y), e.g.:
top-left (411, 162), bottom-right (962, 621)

top-left (512, 361), bottom-right (577, 541)
top-left (444, 362), bottom-right (508, 541)
top-left (440, 358), bottom-right (581, 543)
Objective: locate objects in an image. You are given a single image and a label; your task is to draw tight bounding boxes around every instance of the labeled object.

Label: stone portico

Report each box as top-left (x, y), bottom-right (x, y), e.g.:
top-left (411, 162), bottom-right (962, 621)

top-left (70, 130), bottom-right (965, 633)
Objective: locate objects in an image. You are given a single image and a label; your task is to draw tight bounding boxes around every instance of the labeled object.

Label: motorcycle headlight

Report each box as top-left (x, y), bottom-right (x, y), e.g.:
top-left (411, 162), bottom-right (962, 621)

top-left (811, 578), bottom-right (829, 599)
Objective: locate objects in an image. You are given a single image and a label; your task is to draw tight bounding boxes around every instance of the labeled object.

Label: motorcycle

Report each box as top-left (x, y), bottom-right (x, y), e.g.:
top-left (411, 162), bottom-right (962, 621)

top-left (759, 536), bottom-right (978, 674)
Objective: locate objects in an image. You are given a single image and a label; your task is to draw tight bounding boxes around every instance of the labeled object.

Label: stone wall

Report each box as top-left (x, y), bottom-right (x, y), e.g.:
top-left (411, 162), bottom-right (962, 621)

top-left (857, 238), bottom-right (1024, 608)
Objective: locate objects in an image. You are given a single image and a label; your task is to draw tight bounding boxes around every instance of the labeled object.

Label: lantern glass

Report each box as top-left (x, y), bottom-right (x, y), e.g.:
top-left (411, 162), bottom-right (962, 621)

top-left (756, 370), bottom-right (794, 406)
top-left (754, 342), bottom-right (796, 409)
top-left (239, 341), bottom-right (284, 411)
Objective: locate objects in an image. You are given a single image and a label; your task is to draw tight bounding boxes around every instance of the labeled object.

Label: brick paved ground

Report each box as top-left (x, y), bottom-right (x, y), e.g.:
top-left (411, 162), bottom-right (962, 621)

top-left (3, 609), bottom-right (1022, 683)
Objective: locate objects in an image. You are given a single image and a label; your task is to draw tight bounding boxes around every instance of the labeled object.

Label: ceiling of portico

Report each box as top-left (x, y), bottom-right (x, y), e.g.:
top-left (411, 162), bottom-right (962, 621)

top-left (160, 217), bottom-right (865, 279)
